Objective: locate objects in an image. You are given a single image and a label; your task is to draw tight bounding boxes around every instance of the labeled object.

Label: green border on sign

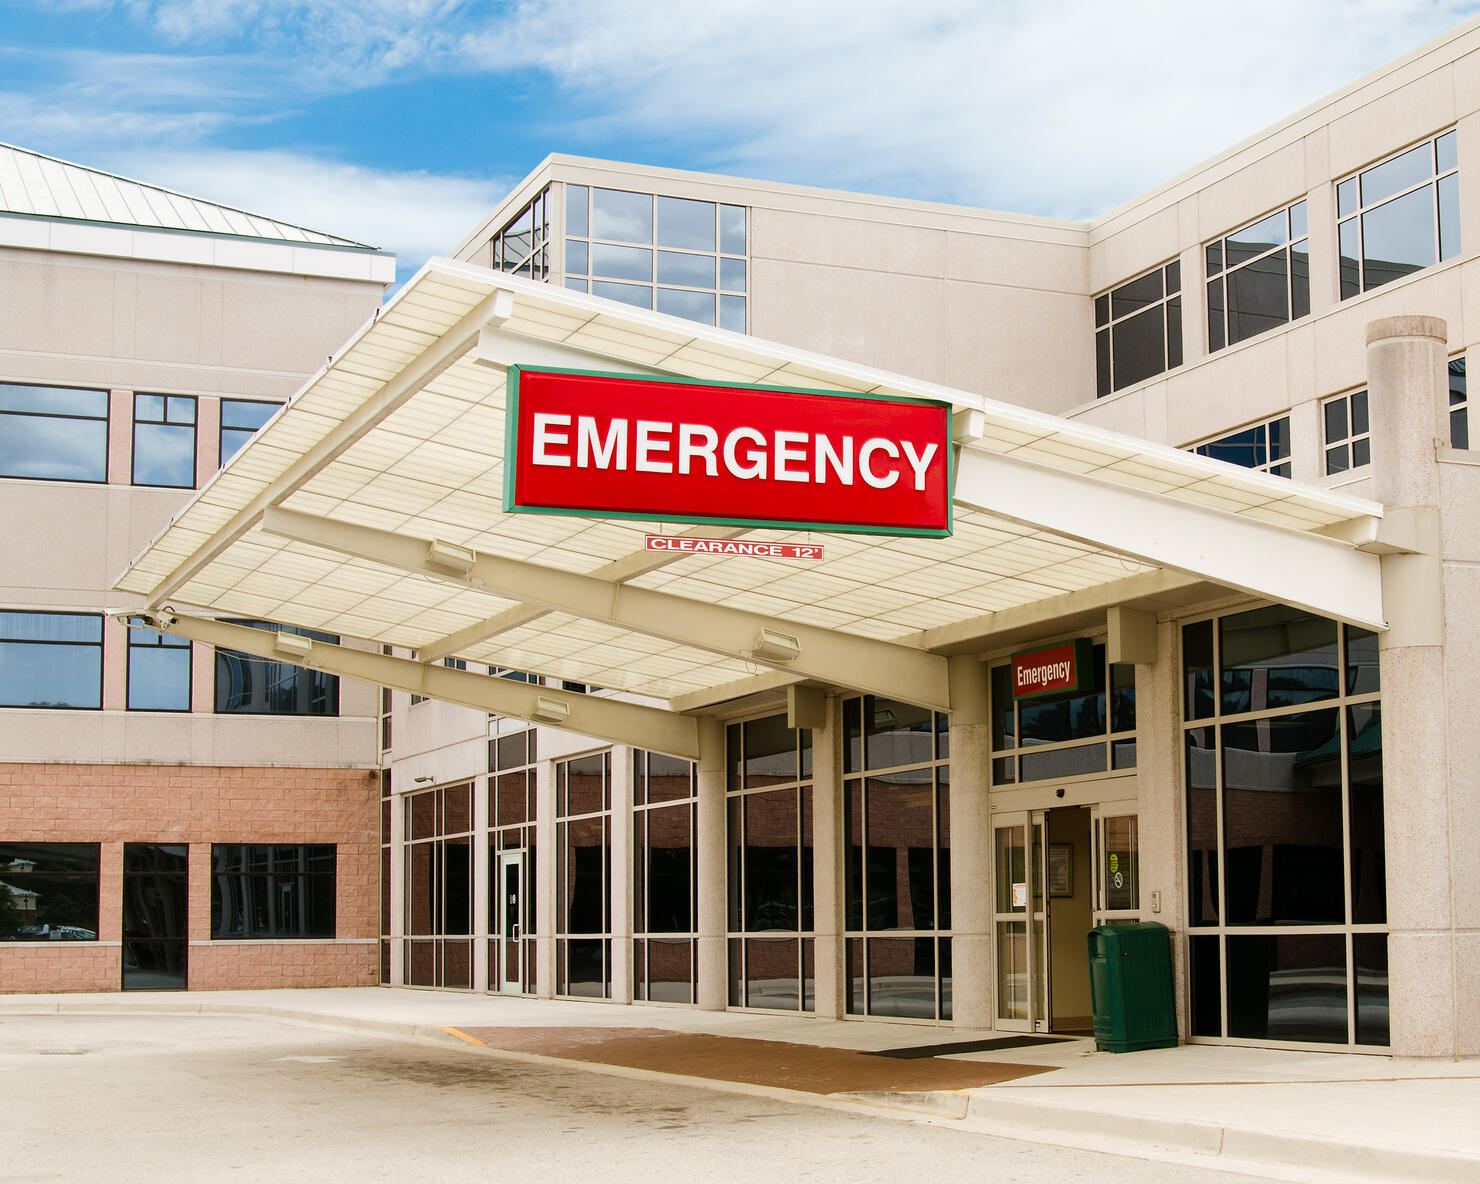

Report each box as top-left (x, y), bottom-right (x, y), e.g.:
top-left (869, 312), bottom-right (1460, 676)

top-left (1010, 638), bottom-right (1096, 700)
top-left (502, 364), bottom-right (956, 538)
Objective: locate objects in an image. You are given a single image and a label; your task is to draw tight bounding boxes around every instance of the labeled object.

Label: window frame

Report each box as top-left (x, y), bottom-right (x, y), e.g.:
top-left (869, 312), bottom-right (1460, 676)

top-left (219, 398), bottom-right (282, 468)
top-left (1322, 390), bottom-right (1371, 476)
top-left (209, 843), bottom-right (337, 940)
top-left (125, 619), bottom-right (193, 712)
top-left (1337, 129), bottom-right (1460, 299)
top-left (0, 382), bottom-right (110, 484)
top-left (1449, 355), bottom-right (1468, 450)
top-left (131, 393), bottom-right (198, 489)
top-left (213, 620), bottom-right (340, 716)
top-left (0, 842), bottom-right (101, 941)
top-left (0, 610), bottom-right (104, 710)
top-left (1094, 259), bottom-right (1183, 397)
top-left (1189, 415), bottom-right (1292, 478)
top-left (1205, 201), bottom-right (1310, 352)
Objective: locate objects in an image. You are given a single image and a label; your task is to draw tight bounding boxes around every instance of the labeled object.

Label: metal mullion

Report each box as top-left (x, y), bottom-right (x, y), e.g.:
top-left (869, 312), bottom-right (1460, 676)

top-left (0, 409), bottom-right (107, 423)
top-left (1211, 617), bottom-right (1230, 1038)
top-left (1212, 694), bottom-right (1357, 729)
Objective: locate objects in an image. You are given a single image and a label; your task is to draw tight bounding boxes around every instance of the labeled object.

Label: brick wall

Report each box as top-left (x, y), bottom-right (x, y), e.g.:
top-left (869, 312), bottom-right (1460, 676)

top-left (0, 763), bottom-right (378, 992)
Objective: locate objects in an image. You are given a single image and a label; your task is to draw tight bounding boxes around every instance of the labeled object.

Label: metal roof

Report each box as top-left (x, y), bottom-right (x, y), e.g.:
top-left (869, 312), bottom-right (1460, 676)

top-left (113, 258), bottom-right (1386, 711)
top-left (0, 141), bottom-right (376, 249)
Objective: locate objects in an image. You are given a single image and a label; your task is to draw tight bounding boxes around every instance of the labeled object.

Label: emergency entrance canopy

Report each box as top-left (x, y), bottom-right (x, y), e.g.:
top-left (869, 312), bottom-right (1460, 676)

top-left (112, 259), bottom-right (1385, 751)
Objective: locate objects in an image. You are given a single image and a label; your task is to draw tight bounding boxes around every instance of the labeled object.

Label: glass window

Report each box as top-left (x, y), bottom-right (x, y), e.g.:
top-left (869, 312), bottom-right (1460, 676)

top-left (1182, 608), bottom-right (1384, 1048)
top-left (126, 620), bottom-right (191, 711)
top-left (0, 843), bottom-right (100, 940)
top-left (219, 399), bottom-right (280, 465)
top-left (210, 844), bottom-right (335, 938)
top-left (1191, 416), bottom-right (1291, 477)
top-left (560, 182), bottom-right (748, 330)
top-left (0, 383), bottom-right (108, 482)
top-left (404, 784), bottom-right (475, 989)
top-left (214, 621), bottom-right (339, 715)
top-left (1095, 261), bottom-right (1182, 396)
top-left (491, 187), bottom-right (550, 281)
top-left (1449, 356), bottom-right (1468, 450)
top-left (990, 644), bottom-right (1133, 784)
top-left (132, 394), bottom-right (196, 488)
top-left (1339, 130), bottom-right (1460, 298)
top-left (1323, 390), bottom-right (1370, 474)
top-left (1207, 202), bottom-right (1309, 351)
top-left (0, 611), bottom-right (102, 709)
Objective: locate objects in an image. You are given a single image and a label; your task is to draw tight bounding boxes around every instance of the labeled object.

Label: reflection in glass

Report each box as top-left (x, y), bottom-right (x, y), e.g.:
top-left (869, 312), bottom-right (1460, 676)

top-left (0, 383), bottom-right (108, 482)
top-left (592, 188), bottom-right (653, 242)
top-left (656, 287), bottom-right (715, 324)
top-left (0, 843), bottom-right (100, 940)
top-left (1361, 185), bottom-right (1437, 290)
top-left (592, 242), bottom-right (652, 282)
top-left (1219, 605), bottom-right (1337, 715)
top-left (133, 393), bottom-right (196, 487)
top-left (1186, 727), bottom-right (1218, 925)
top-left (1227, 933), bottom-right (1347, 1043)
top-left (1348, 704), bottom-right (1385, 924)
top-left (215, 621), bottom-right (338, 715)
top-left (0, 611), bottom-right (103, 709)
top-left (219, 399), bottom-right (278, 465)
top-left (656, 196), bottom-right (715, 250)
top-left (1354, 933), bottom-right (1390, 1045)
top-left (720, 204), bottom-right (746, 254)
top-left (656, 250), bottom-right (715, 288)
top-left (122, 843), bottom-right (188, 990)
top-left (867, 936), bottom-right (936, 1018)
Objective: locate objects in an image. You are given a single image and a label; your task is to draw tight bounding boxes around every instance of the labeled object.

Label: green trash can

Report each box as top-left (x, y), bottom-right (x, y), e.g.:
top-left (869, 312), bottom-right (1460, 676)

top-left (1086, 922), bottom-right (1178, 1052)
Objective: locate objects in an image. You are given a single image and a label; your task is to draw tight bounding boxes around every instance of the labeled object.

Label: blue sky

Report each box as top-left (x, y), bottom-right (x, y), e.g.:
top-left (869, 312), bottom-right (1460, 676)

top-left (3, 0), bottom-right (1479, 281)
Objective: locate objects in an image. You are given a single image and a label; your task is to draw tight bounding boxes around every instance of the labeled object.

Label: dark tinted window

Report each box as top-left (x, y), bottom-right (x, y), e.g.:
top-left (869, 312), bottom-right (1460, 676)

top-left (210, 844), bottom-right (335, 938)
top-left (214, 621), bottom-right (339, 715)
top-left (0, 843), bottom-right (100, 940)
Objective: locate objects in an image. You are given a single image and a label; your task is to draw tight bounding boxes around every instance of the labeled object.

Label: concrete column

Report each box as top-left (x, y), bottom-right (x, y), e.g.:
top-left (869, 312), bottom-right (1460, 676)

top-left (471, 774), bottom-right (490, 993)
top-left (947, 654), bottom-right (994, 1029)
top-left (694, 717), bottom-right (728, 1010)
top-left (535, 756), bottom-right (556, 999)
top-left (810, 695), bottom-right (845, 1019)
top-left (1365, 315), bottom-right (1456, 1057)
top-left (609, 746), bottom-right (634, 1003)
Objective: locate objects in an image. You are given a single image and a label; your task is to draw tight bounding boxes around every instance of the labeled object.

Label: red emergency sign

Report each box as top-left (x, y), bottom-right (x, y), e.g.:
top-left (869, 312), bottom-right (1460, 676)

top-left (504, 367), bottom-right (952, 535)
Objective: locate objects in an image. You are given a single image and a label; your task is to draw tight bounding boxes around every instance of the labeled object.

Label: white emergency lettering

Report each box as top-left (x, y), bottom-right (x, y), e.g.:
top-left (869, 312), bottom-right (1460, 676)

top-left (531, 417), bottom-right (940, 491)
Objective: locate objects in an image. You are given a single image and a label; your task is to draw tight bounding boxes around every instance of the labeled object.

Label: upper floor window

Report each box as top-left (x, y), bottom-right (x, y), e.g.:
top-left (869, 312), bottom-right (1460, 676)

top-left (1323, 390), bottom-right (1370, 475)
top-left (0, 611), bottom-right (102, 709)
top-left (132, 394), bottom-right (196, 488)
top-left (1095, 261), bottom-right (1182, 397)
top-left (1206, 202), bottom-right (1309, 351)
top-left (0, 383), bottom-right (108, 482)
top-left (564, 184), bottom-right (748, 333)
top-left (1191, 416), bottom-right (1291, 478)
top-left (215, 620), bottom-right (339, 715)
top-left (492, 186), bottom-right (550, 281)
top-left (1339, 130), bottom-right (1460, 298)
top-left (1450, 356), bottom-right (1468, 450)
top-left (220, 399), bottom-right (280, 466)
top-left (126, 620), bottom-right (191, 711)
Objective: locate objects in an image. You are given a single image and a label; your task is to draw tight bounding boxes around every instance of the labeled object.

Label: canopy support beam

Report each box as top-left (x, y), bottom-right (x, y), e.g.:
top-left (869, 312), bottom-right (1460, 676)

top-left (141, 612), bottom-right (703, 761)
top-left (259, 505), bottom-right (953, 711)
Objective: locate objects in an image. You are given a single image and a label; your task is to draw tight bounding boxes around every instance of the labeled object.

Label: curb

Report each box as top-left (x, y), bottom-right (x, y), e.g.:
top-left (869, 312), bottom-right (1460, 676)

top-left (958, 1091), bottom-right (1480, 1184)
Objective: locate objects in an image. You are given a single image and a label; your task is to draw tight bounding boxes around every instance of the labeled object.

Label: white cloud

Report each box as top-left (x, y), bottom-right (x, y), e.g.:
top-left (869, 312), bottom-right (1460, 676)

top-left (115, 148), bottom-right (510, 271)
top-left (453, 0), bottom-right (1480, 216)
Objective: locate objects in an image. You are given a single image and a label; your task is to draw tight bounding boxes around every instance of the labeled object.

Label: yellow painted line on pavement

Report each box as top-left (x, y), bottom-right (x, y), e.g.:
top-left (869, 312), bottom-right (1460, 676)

top-left (442, 1026), bottom-right (487, 1046)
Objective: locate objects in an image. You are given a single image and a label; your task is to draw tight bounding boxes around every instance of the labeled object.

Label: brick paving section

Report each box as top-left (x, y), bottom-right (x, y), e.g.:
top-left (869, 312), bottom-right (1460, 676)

top-left (459, 1026), bottom-right (1054, 1093)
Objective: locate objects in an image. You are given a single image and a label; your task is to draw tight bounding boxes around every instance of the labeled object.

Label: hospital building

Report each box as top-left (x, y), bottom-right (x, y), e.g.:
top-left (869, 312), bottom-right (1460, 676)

top-left (5, 16), bottom-right (1480, 1061)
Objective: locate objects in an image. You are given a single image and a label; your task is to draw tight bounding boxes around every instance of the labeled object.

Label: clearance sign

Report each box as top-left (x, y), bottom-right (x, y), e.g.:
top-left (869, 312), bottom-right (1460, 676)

top-left (504, 367), bottom-right (952, 536)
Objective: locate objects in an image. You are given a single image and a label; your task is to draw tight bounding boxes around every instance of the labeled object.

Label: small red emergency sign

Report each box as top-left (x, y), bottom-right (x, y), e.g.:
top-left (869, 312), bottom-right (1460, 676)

top-left (1012, 639), bottom-right (1094, 699)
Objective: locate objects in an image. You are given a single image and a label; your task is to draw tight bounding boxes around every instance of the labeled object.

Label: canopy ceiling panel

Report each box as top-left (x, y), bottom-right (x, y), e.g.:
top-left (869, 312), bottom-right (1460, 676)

top-left (114, 258), bottom-right (1385, 710)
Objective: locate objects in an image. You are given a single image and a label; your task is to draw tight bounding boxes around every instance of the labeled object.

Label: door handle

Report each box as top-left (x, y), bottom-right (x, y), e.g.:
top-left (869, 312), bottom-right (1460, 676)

top-left (510, 923), bottom-right (520, 942)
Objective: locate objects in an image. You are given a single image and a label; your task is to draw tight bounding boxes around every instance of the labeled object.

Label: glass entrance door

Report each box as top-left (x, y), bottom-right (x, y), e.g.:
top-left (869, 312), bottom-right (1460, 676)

top-left (497, 849), bottom-right (525, 994)
top-left (993, 812), bottom-right (1049, 1031)
top-left (1091, 804), bottom-right (1140, 926)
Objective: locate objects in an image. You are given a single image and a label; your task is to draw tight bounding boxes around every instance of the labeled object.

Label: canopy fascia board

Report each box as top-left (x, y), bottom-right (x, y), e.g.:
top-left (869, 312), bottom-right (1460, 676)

top-left (259, 506), bottom-right (953, 712)
top-left (953, 447), bottom-right (1385, 631)
top-left (474, 323), bottom-right (673, 376)
top-left (142, 612), bottom-right (704, 761)
top-left (138, 288), bottom-right (516, 609)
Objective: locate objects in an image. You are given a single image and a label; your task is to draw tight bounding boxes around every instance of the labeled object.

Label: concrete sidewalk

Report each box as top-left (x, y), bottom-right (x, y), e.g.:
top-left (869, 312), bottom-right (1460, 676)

top-left (3, 988), bottom-right (1476, 1183)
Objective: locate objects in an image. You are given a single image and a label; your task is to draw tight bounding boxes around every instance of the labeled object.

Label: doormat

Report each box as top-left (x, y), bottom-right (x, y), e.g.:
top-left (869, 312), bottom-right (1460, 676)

top-left (867, 1034), bottom-right (1077, 1059)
